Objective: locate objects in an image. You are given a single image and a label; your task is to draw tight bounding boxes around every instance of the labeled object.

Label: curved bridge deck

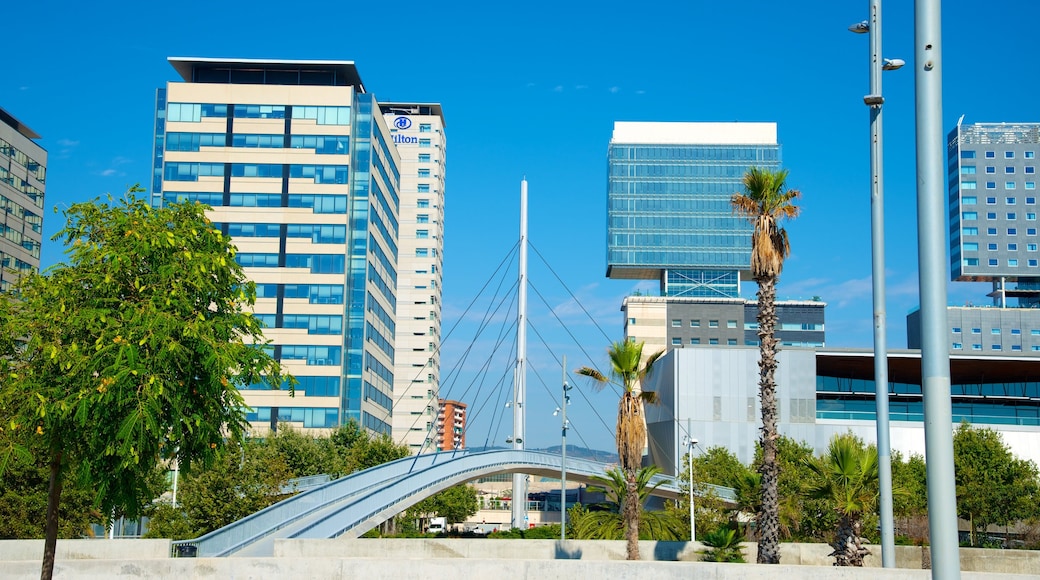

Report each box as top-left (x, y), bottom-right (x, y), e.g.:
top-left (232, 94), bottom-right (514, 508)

top-left (172, 449), bottom-right (735, 557)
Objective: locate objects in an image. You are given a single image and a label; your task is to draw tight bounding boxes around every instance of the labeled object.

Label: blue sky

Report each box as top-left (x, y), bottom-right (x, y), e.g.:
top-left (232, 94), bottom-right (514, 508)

top-left (4, 0), bottom-right (1039, 454)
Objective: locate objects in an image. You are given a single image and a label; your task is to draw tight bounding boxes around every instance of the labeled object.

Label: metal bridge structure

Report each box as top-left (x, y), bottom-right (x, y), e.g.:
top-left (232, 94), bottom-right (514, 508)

top-left (172, 449), bottom-right (736, 558)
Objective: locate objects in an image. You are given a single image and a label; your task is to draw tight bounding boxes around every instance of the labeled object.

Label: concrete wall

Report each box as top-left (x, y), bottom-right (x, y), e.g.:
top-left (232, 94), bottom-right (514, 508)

top-left (276, 538), bottom-right (1040, 574)
top-left (0, 539), bottom-right (171, 561)
top-left (2, 538), bottom-right (1038, 578)
top-left (3, 556), bottom-right (1032, 580)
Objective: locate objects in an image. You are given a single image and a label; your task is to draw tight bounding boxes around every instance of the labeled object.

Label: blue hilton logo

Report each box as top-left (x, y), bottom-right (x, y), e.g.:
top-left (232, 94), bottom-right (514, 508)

top-left (393, 116), bottom-right (412, 129)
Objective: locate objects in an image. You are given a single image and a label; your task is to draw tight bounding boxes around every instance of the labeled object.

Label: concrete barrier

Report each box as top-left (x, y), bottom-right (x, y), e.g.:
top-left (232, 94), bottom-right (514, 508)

top-left (2, 538), bottom-right (1037, 578)
top-left (0, 539), bottom-right (171, 561)
top-left (275, 538), bottom-right (1040, 573)
top-left (2, 557), bottom-right (1033, 580)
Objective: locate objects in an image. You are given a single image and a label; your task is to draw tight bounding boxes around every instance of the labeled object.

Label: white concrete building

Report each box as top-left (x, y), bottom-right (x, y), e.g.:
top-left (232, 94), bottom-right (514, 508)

top-left (380, 103), bottom-right (446, 453)
top-left (645, 346), bottom-right (1040, 471)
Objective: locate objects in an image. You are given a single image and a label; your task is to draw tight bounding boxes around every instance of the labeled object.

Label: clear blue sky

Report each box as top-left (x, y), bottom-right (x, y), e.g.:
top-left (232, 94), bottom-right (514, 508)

top-left (4, 0), bottom-right (1038, 454)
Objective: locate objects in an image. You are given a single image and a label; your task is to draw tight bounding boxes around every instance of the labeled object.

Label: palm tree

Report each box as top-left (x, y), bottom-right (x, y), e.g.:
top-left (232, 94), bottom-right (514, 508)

top-left (804, 433), bottom-right (880, 567)
top-left (731, 166), bottom-right (801, 564)
top-left (571, 465), bottom-right (686, 542)
top-left (577, 339), bottom-right (664, 560)
top-left (699, 526), bottom-right (747, 563)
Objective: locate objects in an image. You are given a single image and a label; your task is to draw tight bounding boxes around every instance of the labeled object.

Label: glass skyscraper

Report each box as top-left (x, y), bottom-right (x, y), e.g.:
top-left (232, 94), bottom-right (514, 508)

top-left (607, 122), bottom-right (780, 297)
top-left (152, 58), bottom-right (401, 434)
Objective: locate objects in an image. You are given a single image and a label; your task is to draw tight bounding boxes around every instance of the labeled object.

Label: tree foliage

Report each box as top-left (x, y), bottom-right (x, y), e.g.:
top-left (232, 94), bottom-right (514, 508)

top-left (0, 442), bottom-right (102, 539)
top-left (406, 483), bottom-right (479, 525)
top-left (0, 192), bottom-right (289, 578)
top-left (804, 433), bottom-right (880, 567)
top-left (145, 421), bottom-right (409, 539)
top-left (953, 423), bottom-right (1040, 546)
top-left (679, 446), bottom-right (752, 539)
top-left (699, 526), bottom-right (746, 563)
top-left (570, 466), bottom-right (685, 541)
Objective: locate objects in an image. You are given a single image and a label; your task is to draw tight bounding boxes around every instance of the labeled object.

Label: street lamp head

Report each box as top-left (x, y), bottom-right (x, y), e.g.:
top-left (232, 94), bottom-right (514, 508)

top-left (553, 407), bottom-right (561, 416)
top-left (848, 20), bottom-right (869, 34)
top-left (883, 58), bottom-right (906, 71)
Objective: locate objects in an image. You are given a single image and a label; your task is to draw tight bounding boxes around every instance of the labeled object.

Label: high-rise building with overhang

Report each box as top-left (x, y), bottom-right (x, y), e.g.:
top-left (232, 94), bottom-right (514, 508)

top-left (607, 122), bottom-right (780, 297)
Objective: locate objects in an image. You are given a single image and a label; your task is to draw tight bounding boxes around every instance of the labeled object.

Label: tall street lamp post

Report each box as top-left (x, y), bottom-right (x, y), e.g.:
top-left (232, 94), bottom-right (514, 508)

top-left (849, 3), bottom-right (903, 567)
top-left (554, 356), bottom-right (572, 541)
top-left (682, 418), bottom-right (697, 543)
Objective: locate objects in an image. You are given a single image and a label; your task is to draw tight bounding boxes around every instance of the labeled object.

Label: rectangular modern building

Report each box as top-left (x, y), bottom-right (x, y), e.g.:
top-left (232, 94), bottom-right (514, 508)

top-left (152, 58), bottom-right (401, 435)
top-left (623, 295), bottom-right (825, 353)
top-left (380, 103), bottom-right (446, 453)
top-left (948, 121), bottom-right (1040, 300)
top-left (606, 122), bottom-right (780, 297)
top-left (0, 107), bottom-right (45, 292)
top-left (645, 346), bottom-right (1040, 470)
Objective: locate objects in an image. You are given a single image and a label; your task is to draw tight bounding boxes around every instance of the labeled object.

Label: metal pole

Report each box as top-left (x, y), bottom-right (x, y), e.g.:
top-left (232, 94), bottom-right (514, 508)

top-left (688, 417), bottom-right (695, 543)
top-left (914, 1), bottom-right (961, 577)
top-left (511, 178), bottom-right (529, 530)
top-left (561, 355), bottom-right (568, 541)
top-left (867, 0), bottom-right (896, 567)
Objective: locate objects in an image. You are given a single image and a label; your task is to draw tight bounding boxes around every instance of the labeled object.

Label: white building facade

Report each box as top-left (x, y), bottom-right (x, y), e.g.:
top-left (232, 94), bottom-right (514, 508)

top-left (380, 103), bottom-right (446, 452)
top-left (645, 347), bottom-right (1040, 471)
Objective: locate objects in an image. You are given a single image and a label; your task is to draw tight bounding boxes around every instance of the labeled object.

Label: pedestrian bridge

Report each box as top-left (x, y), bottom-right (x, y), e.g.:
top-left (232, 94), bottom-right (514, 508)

top-left (172, 449), bottom-right (736, 558)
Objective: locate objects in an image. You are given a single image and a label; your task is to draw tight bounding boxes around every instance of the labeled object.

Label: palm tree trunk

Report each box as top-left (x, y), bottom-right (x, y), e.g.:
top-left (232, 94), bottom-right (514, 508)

top-left (624, 468), bottom-right (640, 560)
top-left (755, 274), bottom-right (781, 565)
top-left (41, 449), bottom-right (63, 580)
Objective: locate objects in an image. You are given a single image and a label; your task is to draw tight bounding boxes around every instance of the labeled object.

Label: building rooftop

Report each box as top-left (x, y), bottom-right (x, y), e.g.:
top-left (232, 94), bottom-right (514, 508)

top-left (951, 121), bottom-right (1040, 145)
top-left (611, 121), bottom-right (777, 145)
top-left (168, 57), bottom-right (365, 91)
top-left (0, 106), bottom-right (42, 140)
top-left (379, 102), bottom-right (446, 127)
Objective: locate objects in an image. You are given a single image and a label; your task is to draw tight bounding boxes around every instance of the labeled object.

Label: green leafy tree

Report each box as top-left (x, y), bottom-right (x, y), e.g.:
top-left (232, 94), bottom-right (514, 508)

top-left (731, 167), bottom-right (801, 564)
top-left (576, 339), bottom-right (663, 560)
top-left (406, 483), bottom-right (479, 525)
top-left (0, 443), bottom-right (102, 539)
top-left (146, 421), bottom-right (408, 539)
top-left (266, 426), bottom-right (343, 478)
top-left (570, 466), bottom-right (685, 541)
top-left (953, 423), bottom-right (1040, 546)
top-left (146, 440), bottom-right (293, 539)
top-left (0, 192), bottom-right (289, 579)
top-left (804, 433), bottom-right (880, 567)
top-left (891, 450), bottom-right (928, 545)
top-left (678, 446), bottom-right (752, 539)
top-left (749, 435), bottom-right (833, 541)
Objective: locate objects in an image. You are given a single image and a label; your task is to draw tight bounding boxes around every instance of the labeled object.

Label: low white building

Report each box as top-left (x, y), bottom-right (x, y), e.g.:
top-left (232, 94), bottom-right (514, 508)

top-left (644, 346), bottom-right (1040, 471)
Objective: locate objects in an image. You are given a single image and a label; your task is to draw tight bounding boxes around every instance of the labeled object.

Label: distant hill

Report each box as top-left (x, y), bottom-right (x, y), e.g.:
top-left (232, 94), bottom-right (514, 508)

top-left (464, 445), bottom-right (618, 464)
